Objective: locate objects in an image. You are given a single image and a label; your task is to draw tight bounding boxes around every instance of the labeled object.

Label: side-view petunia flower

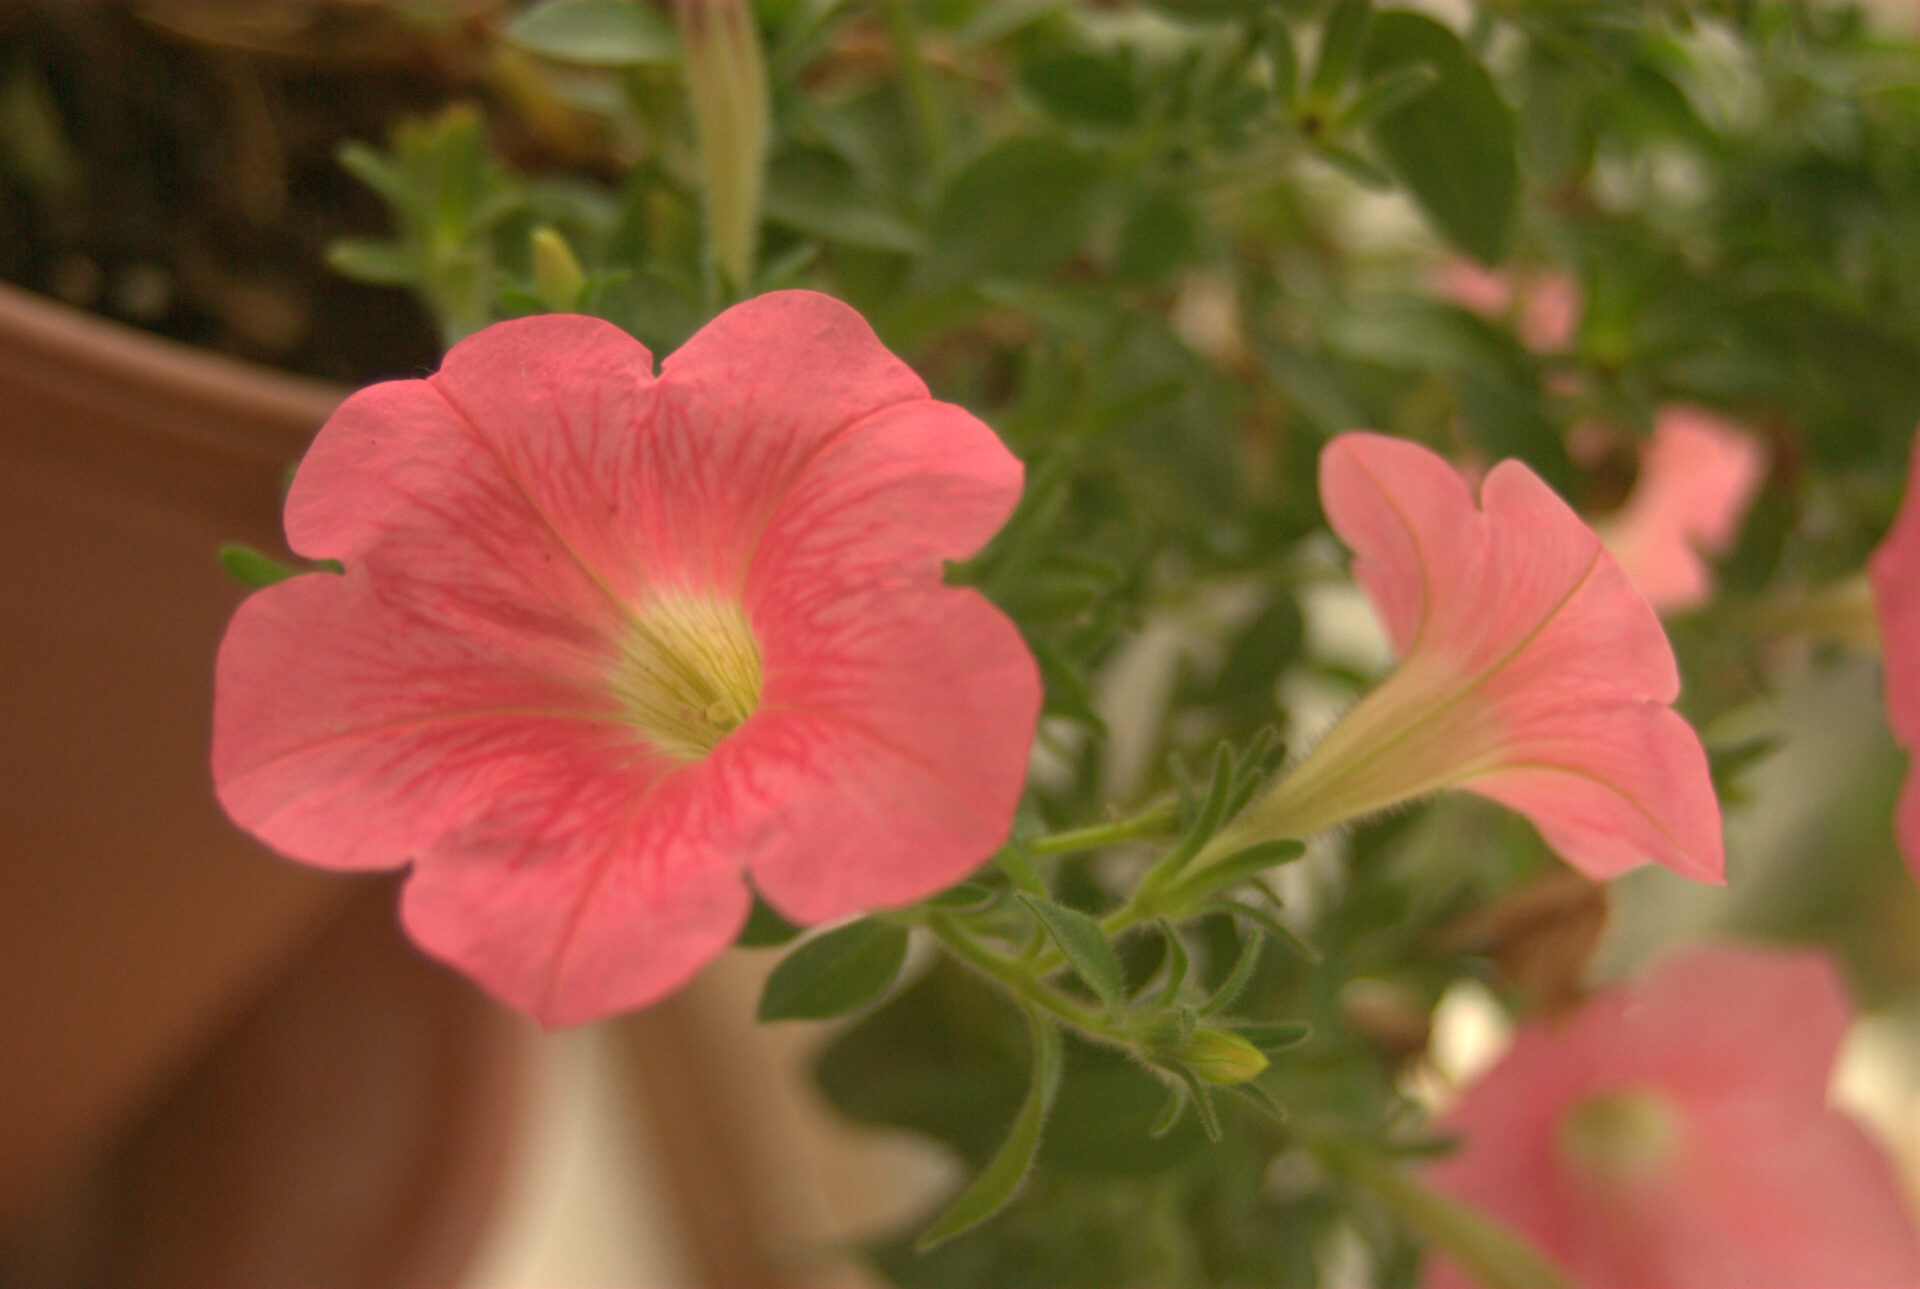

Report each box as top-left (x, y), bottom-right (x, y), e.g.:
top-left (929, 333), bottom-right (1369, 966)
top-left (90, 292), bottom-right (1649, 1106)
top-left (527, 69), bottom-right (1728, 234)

top-left (1422, 945), bottom-right (1920, 1289)
top-left (1214, 432), bottom-right (1723, 883)
top-left (1599, 406), bottom-right (1766, 612)
top-left (213, 290), bottom-right (1041, 1027)
top-left (1869, 428), bottom-right (1920, 881)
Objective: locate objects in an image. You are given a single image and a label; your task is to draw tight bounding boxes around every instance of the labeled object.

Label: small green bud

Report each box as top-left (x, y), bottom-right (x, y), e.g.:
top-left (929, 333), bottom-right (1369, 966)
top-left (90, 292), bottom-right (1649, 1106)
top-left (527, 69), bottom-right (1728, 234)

top-left (1177, 1028), bottom-right (1270, 1086)
top-left (530, 226), bottom-right (587, 312)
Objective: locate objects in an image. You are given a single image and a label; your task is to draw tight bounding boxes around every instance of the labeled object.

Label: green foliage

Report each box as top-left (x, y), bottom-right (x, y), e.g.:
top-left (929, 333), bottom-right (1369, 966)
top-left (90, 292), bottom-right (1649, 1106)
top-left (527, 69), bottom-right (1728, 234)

top-left (319, 3), bottom-right (1920, 1282)
top-left (1360, 12), bottom-right (1520, 263)
top-left (505, 0), bottom-right (680, 66)
top-left (218, 545), bottom-right (341, 589)
top-left (758, 917), bottom-right (910, 1020)
top-left (1017, 894), bottom-right (1126, 1009)
top-left (917, 1001), bottom-right (1064, 1249)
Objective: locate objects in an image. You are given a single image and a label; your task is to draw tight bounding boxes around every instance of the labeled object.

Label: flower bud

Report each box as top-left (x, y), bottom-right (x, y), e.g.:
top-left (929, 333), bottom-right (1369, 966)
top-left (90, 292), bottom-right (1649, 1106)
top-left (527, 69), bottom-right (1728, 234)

top-left (676, 0), bottom-right (769, 291)
top-left (530, 226), bottom-right (586, 312)
top-left (1177, 1029), bottom-right (1270, 1085)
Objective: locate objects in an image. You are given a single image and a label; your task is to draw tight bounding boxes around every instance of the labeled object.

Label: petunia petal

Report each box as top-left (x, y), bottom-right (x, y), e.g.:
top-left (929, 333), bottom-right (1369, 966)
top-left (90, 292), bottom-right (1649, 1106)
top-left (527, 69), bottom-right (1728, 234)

top-left (640, 290), bottom-right (937, 591)
top-left (742, 584), bottom-right (1039, 922)
top-left (1603, 406), bottom-right (1766, 612)
top-left (1425, 947), bottom-right (1920, 1289)
top-left (398, 749), bottom-right (752, 1027)
top-left (750, 397), bottom-right (1027, 586)
top-left (1318, 431), bottom-right (1483, 660)
top-left (1869, 430), bottom-right (1920, 879)
top-left (1308, 433), bottom-right (1718, 881)
top-left (1469, 701), bottom-right (1725, 883)
top-left (213, 567), bottom-right (646, 871)
top-left (287, 315), bottom-right (658, 613)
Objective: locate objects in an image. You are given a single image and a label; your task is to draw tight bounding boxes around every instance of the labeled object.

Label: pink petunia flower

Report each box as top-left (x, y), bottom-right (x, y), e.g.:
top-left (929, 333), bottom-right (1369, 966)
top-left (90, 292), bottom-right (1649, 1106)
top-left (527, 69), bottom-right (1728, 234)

top-left (1217, 432), bottom-right (1723, 883)
top-left (1869, 429), bottom-right (1920, 881)
top-left (213, 291), bottom-right (1041, 1027)
top-left (1423, 945), bottom-right (1920, 1289)
top-left (1600, 406), bottom-right (1766, 612)
top-left (1433, 260), bottom-right (1581, 353)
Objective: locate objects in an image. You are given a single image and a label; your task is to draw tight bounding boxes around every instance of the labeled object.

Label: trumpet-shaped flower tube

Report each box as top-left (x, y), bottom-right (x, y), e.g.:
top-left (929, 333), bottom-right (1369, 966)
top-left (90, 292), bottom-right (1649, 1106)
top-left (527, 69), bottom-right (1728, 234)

top-left (213, 291), bottom-right (1040, 1027)
top-left (1869, 430), bottom-right (1920, 880)
top-left (1423, 946), bottom-right (1920, 1289)
top-left (1220, 433), bottom-right (1722, 883)
top-left (1601, 406), bottom-right (1766, 612)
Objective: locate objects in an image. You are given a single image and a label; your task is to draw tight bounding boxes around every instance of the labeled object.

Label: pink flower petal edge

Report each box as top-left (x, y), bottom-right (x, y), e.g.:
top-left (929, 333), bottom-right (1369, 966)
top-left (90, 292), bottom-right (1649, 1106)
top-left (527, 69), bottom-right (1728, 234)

top-left (1424, 945), bottom-right (1920, 1289)
top-left (1229, 433), bottom-right (1723, 883)
top-left (214, 290), bottom-right (1041, 1026)
top-left (1602, 406), bottom-right (1766, 612)
top-left (1869, 428), bottom-right (1920, 879)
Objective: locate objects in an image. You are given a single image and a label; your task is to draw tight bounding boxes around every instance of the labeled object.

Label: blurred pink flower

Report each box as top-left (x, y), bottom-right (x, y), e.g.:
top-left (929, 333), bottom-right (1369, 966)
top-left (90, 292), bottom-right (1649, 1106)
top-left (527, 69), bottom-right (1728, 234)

top-left (213, 291), bottom-right (1040, 1026)
top-left (1600, 407), bottom-right (1766, 612)
top-left (1869, 430), bottom-right (1920, 881)
top-left (1222, 433), bottom-right (1722, 883)
top-left (1434, 260), bottom-right (1581, 353)
top-left (1424, 945), bottom-right (1920, 1289)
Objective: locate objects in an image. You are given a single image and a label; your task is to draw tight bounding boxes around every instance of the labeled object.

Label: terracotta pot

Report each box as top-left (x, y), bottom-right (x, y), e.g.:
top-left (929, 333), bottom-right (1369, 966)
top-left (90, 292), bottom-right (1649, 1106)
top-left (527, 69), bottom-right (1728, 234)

top-left (0, 281), bottom-right (525, 1285)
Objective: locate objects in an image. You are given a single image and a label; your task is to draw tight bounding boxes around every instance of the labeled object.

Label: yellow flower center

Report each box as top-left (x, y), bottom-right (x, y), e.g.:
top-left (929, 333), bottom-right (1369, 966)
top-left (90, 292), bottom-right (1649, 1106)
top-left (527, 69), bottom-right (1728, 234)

top-left (609, 591), bottom-right (763, 762)
top-left (1557, 1086), bottom-right (1681, 1185)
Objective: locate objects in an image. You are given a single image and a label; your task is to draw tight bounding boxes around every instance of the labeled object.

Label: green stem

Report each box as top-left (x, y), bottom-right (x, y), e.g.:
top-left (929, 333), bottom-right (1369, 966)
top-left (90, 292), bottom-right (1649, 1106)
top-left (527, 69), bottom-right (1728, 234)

top-left (1313, 1138), bottom-right (1570, 1289)
top-left (927, 912), bottom-right (1117, 1038)
top-left (1026, 800), bottom-right (1183, 857)
top-left (878, 0), bottom-right (948, 181)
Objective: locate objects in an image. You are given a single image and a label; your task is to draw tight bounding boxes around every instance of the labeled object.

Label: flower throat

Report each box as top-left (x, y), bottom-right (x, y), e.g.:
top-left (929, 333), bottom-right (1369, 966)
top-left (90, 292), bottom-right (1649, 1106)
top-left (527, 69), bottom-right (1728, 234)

top-left (610, 592), bottom-right (763, 762)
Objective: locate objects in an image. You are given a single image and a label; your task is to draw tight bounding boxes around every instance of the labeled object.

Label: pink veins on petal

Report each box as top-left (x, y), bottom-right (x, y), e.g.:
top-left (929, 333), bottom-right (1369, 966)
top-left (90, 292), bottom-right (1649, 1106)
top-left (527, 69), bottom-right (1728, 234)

top-left (1228, 432), bottom-right (1723, 884)
top-left (1869, 429), bottom-right (1920, 881)
top-left (1423, 946), bottom-right (1920, 1289)
top-left (212, 291), bottom-right (1041, 1026)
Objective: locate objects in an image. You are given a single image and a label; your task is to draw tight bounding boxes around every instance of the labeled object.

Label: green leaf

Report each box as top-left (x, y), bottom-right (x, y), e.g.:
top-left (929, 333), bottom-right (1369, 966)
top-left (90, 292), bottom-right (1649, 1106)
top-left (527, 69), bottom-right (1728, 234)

top-left (218, 544), bottom-right (299, 589)
top-left (1360, 11), bottom-right (1518, 263)
top-left (1141, 744), bottom-right (1238, 891)
top-left (1168, 1064), bottom-right (1223, 1142)
top-left (334, 141), bottom-right (406, 206)
top-left (1113, 186), bottom-right (1199, 284)
top-left (1212, 897), bottom-right (1322, 964)
top-left (1197, 930), bottom-right (1262, 1018)
top-left (1154, 918), bottom-right (1190, 1006)
top-left (757, 919), bottom-right (909, 1021)
top-left (735, 893), bottom-right (802, 947)
top-left (815, 961), bottom-right (1028, 1167)
top-left (916, 1002), bottom-right (1063, 1249)
top-left (218, 545), bottom-right (340, 589)
top-left (1221, 1078), bottom-right (1289, 1124)
top-left (1309, 0), bottom-right (1374, 105)
top-left (1147, 1083), bottom-right (1187, 1137)
top-left (1337, 61), bottom-right (1439, 128)
top-left (1229, 1020), bottom-right (1312, 1052)
top-left (1020, 52), bottom-right (1139, 129)
top-left (923, 137), bottom-right (1106, 286)
top-left (505, 0), bottom-right (679, 65)
top-left (1165, 839), bottom-right (1306, 907)
top-left (1018, 894), bottom-right (1124, 1009)
top-left (925, 882), bottom-right (998, 911)
top-left (763, 149), bottom-right (926, 254)
top-left (325, 239), bottom-right (419, 288)
top-left (1456, 370), bottom-right (1579, 498)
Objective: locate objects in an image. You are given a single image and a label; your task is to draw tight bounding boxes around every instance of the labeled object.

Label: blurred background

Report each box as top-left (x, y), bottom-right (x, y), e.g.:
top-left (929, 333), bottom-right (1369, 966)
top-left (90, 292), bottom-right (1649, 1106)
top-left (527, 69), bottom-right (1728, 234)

top-left (4, 3), bottom-right (1918, 1287)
